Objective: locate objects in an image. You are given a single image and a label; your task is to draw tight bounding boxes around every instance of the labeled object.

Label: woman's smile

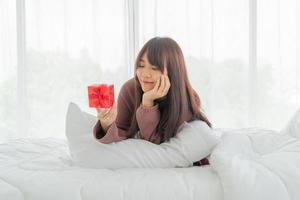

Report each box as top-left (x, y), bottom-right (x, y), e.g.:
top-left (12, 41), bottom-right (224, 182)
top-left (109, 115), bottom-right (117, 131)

top-left (140, 79), bottom-right (156, 92)
top-left (142, 80), bottom-right (154, 85)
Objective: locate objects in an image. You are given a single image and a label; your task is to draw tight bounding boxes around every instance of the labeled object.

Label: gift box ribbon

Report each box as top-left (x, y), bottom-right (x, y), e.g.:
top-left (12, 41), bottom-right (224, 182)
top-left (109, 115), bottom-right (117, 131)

top-left (88, 84), bottom-right (114, 108)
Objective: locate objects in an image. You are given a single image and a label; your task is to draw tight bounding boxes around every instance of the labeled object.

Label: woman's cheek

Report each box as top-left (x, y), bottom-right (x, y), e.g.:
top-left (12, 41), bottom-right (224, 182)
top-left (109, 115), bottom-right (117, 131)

top-left (136, 70), bottom-right (141, 79)
top-left (154, 77), bottom-right (161, 86)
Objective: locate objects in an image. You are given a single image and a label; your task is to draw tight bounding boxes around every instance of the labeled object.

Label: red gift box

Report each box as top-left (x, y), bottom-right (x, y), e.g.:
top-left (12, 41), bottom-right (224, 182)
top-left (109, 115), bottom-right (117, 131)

top-left (87, 84), bottom-right (114, 108)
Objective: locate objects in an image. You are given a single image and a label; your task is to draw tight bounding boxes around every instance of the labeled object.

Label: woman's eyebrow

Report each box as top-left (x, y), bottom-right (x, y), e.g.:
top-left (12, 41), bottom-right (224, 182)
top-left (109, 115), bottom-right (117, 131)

top-left (139, 58), bottom-right (145, 62)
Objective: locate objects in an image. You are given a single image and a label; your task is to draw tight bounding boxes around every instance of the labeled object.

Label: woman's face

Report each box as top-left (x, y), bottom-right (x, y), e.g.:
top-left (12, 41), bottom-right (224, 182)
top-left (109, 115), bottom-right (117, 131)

top-left (136, 53), bottom-right (163, 92)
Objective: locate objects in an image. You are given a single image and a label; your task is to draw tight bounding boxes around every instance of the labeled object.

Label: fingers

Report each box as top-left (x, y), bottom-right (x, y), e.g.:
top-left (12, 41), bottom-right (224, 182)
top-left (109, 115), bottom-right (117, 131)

top-left (162, 75), bottom-right (171, 95)
top-left (96, 108), bottom-right (108, 118)
top-left (158, 74), bottom-right (170, 96)
top-left (163, 66), bottom-right (168, 76)
top-left (109, 102), bottom-right (117, 115)
top-left (153, 77), bottom-right (161, 91)
top-left (96, 102), bottom-right (117, 119)
top-left (144, 72), bottom-right (170, 102)
top-left (97, 102), bottom-right (117, 130)
top-left (165, 73), bottom-right (170, 88)
top-left (96, 108), bottom-right (103, 113)
top-left (158, 75), bottom-right (166, 94)
top-left (104, 102), bottom-right (117, 118)
top-left (97, 108), bottom-right (107, 113)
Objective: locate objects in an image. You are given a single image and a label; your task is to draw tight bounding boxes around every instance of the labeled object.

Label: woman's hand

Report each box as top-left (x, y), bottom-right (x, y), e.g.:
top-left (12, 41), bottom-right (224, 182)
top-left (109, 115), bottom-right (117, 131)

top-left (96, 102), bottom-right (117, 131)
top-left (142, 69), bottom-right (171, 108)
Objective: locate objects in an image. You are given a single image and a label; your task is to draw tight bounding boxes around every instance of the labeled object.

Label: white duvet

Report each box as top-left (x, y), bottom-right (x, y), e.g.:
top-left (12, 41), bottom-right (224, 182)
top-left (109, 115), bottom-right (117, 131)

top-left (210, 127), bottom-right (300, 200)
top-left (209, 108), bottom-right (300, 200)
top-left (1, 108), bottom-right (300, 199)
top-left (0, 138), bottom-right (222, 200)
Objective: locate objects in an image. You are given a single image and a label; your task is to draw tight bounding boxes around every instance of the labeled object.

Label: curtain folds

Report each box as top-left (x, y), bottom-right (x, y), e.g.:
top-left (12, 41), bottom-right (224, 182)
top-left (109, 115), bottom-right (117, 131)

top-left (0, 0), bottom-right (299, 141)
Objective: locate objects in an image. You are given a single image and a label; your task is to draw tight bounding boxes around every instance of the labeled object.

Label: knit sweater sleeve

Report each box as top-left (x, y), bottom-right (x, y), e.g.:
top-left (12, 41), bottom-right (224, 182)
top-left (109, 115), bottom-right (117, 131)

top-left (135, 104), bottom-right (161, 144)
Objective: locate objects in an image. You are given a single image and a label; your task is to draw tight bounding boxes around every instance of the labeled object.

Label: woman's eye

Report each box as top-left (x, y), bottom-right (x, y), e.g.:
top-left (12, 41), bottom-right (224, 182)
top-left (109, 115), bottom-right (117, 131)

top-left (152, 67), bottom-right (159, 70)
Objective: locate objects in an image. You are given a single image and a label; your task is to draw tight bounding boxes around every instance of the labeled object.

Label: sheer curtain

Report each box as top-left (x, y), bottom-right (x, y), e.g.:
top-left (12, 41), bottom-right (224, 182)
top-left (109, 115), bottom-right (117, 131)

top-left (0, 0), bottom-right (18, 142)
top-left (0, 0), bottom-right (299, 142)
top-left (138, 0), bottom-right (299, 130)
top-left (0, 0), bottom-right (132, 142)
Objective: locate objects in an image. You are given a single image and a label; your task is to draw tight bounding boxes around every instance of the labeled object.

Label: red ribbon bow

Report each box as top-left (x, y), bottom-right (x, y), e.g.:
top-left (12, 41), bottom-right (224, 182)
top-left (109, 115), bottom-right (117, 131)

top-left (88, 84), bottom-right (114, 108)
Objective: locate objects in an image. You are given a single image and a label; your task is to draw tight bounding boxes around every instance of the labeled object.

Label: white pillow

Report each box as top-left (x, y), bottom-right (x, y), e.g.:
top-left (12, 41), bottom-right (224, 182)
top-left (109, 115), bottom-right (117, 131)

top-left (281, 108), bottom-right (300, 138)
top-left (65, 102), bottom-right (220, 169)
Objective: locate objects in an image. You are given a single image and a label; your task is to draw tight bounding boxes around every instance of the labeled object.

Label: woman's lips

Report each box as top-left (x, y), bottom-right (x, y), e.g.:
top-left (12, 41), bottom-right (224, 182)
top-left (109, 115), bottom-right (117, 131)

top-left (142, 81), bottom-right (153, 84)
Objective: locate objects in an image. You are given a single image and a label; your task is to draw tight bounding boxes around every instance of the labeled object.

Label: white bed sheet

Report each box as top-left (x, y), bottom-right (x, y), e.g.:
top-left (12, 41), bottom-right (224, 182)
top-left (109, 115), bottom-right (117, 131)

top-left (0, 138), bottom-right (223, 200)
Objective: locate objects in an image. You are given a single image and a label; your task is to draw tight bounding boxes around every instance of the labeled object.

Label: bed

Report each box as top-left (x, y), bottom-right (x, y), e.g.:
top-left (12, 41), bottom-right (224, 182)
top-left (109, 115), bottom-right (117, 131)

top-left (1, 105), bottom-right (300, 200)
top-left (0, 137), bottom-right (222, 200)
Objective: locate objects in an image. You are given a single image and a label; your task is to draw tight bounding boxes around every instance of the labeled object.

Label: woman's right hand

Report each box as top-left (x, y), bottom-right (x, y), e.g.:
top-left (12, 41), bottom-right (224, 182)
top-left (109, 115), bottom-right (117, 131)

top-left (96, 102), bottom-right (117, 132)
top-left (142, 70), bottom-right (171, 107)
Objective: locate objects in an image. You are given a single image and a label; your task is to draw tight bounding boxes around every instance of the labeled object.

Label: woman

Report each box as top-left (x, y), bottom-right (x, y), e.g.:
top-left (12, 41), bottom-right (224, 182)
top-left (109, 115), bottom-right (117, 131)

top-left (93, 37), bottom-right (211, 165)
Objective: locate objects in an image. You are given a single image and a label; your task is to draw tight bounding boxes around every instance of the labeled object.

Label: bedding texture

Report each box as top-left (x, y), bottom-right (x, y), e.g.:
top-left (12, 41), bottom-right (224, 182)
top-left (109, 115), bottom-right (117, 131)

top-left (66, 102), bottom-right (300, 200)
top-left (209, 109), bottom-right (300, 200)
top-left (0, 138), bottom-right (223, 200)
top-left (0, 103), bottom-right (299, 200)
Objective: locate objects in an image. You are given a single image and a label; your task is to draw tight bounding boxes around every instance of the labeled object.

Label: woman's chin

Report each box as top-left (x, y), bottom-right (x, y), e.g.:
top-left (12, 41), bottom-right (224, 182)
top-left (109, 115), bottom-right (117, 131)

top-left (141, 87), bottom-right (152, 92)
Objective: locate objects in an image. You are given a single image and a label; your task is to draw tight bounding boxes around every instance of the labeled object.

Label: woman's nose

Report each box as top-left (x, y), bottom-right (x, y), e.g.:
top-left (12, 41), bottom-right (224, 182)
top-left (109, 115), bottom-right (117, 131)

top-left (141, 69), bottom-right (151, 78)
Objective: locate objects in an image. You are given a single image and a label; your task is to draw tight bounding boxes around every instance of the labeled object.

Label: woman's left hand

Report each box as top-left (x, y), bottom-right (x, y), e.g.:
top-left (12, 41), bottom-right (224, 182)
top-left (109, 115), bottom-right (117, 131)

top-left (96, 102), bottom-right (117, 131)
top-left (142, 69), bottom-right (171, 107)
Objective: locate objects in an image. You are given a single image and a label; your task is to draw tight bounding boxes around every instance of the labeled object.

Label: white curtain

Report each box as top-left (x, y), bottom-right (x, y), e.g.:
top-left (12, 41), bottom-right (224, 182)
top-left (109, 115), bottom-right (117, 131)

top-left (0, 0), bottom-right (131, 142)
top-left (0, 0), bottom-right (299, 142)
top-left (137, 0), bottom-right (299, 130)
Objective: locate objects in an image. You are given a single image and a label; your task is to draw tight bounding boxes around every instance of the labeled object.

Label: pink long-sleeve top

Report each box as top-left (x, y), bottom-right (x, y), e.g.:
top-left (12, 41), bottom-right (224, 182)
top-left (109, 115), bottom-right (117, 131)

top-left (93, 78), bottom-right (209, 166)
